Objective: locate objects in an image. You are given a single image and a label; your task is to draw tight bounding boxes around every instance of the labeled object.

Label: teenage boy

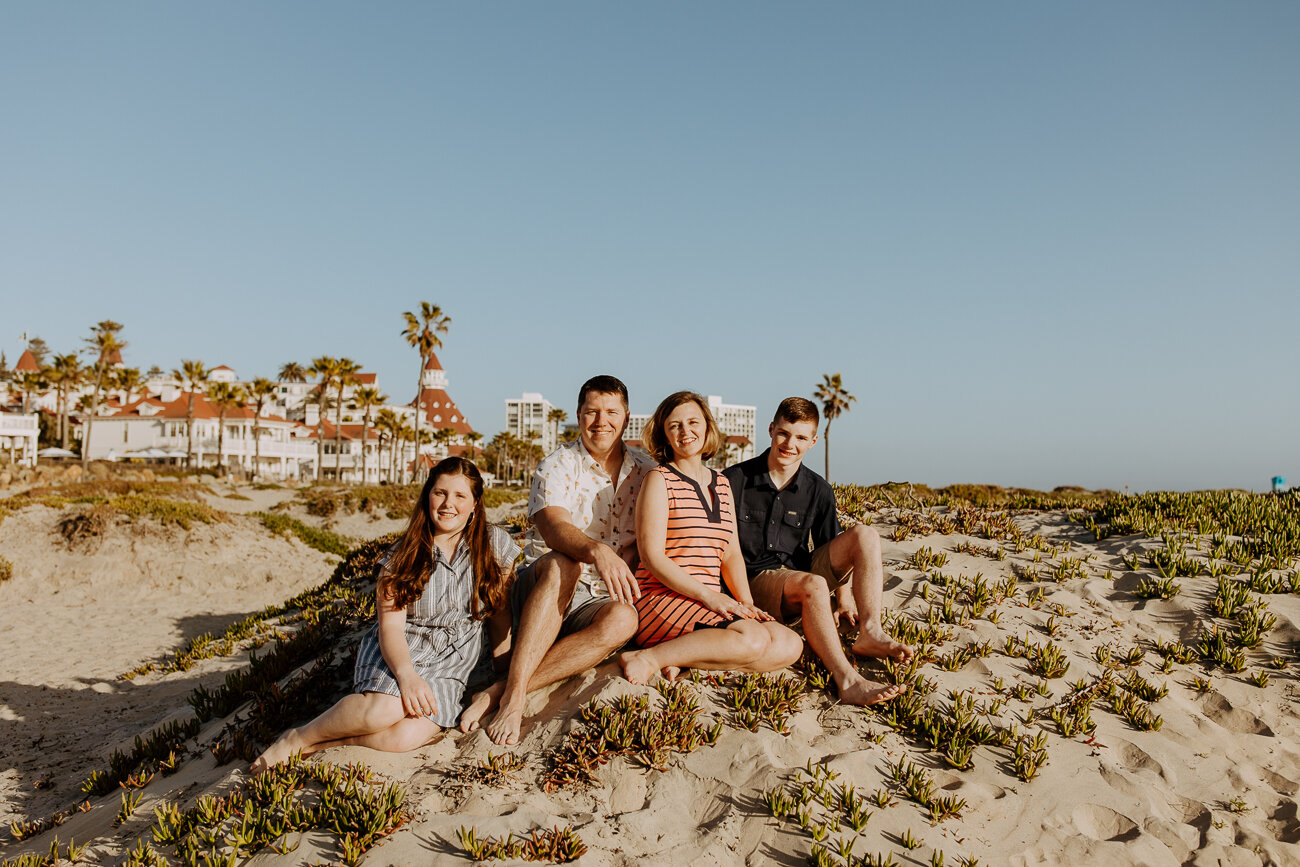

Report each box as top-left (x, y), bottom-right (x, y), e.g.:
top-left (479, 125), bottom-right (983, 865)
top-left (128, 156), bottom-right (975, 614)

top-left (461, 375), bottom-right (657, 745)
top-left (723, 397), bottom-right (912, 706)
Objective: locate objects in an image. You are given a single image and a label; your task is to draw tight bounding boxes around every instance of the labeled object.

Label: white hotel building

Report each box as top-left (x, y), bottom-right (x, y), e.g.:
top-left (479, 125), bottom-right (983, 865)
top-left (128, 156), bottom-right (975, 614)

top-left (504, 393), bottom-right (559, 454)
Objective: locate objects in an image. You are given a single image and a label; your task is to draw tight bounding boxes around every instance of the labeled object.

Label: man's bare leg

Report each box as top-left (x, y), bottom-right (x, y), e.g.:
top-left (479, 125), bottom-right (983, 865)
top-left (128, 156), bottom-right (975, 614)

top-left (478, 553), bottom-right (579, 746)
top-left (827, 525), bottom-right (913, 661)
top-left (461, 600), bottom-right (638, 738)
top-left (781, 571), bottom-right (906, 706)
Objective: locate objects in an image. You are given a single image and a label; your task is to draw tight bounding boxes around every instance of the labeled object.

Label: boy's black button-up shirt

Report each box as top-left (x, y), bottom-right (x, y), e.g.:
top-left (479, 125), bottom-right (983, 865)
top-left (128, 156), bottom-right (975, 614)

top-left (723, 449), bottom-right (842, 579)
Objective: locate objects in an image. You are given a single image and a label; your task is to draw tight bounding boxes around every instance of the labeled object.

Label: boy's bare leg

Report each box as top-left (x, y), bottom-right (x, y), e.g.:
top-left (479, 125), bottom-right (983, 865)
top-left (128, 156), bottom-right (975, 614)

top-left (461, 600), bottom-right (637, 737)
top-left (827, 525), bottom-right (913, 661)
top-left (780, 571), bottom-right (906, 706)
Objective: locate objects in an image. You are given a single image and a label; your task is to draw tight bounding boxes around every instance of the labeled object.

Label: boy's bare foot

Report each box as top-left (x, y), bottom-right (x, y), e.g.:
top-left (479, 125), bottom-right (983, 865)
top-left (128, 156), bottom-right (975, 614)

top-left (851, 624), bottom-right (913, 662)
top-left (459, 683), bottom-right (504, 734)
top-left (485, 694), bottom-right (525, 746)
top-left (619, 650), bottom-right (660, 686)
top-left (249, 730), bottom-right (309, 775)
top-left (835, 671), bottom-right (907, 707)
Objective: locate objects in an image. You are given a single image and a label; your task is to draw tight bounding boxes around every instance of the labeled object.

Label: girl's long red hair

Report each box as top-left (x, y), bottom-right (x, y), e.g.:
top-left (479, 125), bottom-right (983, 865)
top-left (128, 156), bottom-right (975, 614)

top-left (379, 457), bottom-right (511, 620)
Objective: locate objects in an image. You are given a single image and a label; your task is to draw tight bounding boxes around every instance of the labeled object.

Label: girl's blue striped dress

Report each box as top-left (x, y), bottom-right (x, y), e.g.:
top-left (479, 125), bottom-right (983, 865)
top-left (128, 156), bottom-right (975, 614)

top-left (353, 524), bottom-right (519, 727)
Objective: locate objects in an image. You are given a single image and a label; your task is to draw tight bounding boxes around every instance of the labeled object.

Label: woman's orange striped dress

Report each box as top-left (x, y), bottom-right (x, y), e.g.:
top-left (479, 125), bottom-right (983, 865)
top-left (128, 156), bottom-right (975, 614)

top-left (633, 464), bottom-right (735, 647)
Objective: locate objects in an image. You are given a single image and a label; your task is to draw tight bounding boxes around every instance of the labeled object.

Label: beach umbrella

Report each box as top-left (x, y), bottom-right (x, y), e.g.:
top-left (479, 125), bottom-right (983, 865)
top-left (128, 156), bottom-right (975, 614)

top-left (37, 447), bottom-right (78, 458)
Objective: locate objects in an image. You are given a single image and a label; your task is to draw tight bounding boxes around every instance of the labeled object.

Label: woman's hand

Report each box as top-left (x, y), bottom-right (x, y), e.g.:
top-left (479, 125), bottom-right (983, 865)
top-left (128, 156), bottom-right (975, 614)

top-left (395, 671), bottom-right (439, 719)
top-left (703, 590), bottom-right (772, 622)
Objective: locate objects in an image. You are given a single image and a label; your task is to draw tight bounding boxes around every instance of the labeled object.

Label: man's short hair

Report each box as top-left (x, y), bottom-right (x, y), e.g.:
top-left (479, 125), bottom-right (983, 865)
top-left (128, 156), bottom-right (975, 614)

top-left (642, 391), bottom-right (723, 464)
top-left (577, 375), bottom-right (629, 410)
top-left (773, 396), bottom-right (820, 427)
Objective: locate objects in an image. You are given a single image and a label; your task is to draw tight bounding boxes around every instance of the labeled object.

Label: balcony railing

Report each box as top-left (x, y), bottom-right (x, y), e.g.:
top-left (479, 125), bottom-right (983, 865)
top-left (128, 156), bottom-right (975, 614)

top-left (0, 414), bottom-right (39, 436)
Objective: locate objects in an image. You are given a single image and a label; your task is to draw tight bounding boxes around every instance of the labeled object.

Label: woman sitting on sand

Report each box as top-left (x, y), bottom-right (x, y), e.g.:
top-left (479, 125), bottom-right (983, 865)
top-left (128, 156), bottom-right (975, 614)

top-left (620, 391), bottom-right (803, 684)
top-left (252, 457), bottom-right (519, 772)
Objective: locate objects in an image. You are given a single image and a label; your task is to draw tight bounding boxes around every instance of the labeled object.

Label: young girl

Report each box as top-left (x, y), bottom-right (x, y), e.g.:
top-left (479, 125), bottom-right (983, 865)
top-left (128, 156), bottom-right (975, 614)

top-left (251, 457), bottom-right (519, 772)
top-left (620, 392), bottom-right (802, 685)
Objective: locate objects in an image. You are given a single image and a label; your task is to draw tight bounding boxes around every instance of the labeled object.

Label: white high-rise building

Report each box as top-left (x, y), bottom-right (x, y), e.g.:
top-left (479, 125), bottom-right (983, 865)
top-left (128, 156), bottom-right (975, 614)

top-left (505, 392), bottom-right (559, 454)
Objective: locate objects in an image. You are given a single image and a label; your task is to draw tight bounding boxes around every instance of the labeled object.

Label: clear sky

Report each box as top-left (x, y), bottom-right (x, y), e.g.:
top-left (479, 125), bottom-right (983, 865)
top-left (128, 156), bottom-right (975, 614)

top-left (3, 3), bottom-right (1297, 492)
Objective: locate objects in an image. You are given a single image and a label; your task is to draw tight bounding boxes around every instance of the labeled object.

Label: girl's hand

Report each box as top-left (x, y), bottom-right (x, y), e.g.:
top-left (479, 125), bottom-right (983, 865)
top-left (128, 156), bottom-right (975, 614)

top-left (396, 672), bottom-right (438, 719)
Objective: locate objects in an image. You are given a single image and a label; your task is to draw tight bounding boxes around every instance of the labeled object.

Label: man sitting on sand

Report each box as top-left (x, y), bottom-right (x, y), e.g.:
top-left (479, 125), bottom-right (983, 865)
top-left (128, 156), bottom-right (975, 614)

top-left (460, 375), bottom-right (657, 745)
top-left (723, 397), bottom-right (912, 706)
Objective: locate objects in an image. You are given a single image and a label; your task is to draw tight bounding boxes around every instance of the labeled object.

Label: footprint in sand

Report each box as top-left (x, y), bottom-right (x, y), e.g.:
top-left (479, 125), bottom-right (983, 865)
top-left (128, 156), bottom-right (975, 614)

top-left (1200, 691), bottom-right (1274, 736)
top-left (1069, 803), bottom-right (1141, 843)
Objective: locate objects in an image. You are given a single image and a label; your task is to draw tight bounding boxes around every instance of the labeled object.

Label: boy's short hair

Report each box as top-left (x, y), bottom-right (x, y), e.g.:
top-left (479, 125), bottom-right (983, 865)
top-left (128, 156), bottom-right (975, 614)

top-left (577, 375), bottom-right (629, 410)
top-left (773, 396), bottom-right (820, 427)
top-left (642, 391), bottom-right (723, 464)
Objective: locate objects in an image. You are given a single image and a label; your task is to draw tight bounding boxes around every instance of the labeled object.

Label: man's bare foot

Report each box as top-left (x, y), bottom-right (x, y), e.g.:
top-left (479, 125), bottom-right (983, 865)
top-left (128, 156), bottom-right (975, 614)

top-left (851, 624), bottom-right (913, 662)
top-left (835, 671), bottom-right (907, 707)
top-left (484, 694), bottom-right (525, 746)
top-left (619, 650), bottom-right (660, 686)
top-left (249, 730), bottom-right (310, 775)
top-left (459, 683), bottom-right (503, 734)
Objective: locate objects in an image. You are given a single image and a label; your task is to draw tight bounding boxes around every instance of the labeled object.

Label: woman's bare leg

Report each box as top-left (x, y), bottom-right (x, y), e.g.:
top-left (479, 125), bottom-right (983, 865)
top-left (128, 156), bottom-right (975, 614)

top-left (620, 620), bottom-right (774, 685)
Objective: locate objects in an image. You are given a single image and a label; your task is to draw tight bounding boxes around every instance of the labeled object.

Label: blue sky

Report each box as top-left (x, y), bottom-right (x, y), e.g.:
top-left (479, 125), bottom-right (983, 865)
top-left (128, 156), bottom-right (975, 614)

top-left (3, 3), bottom-right (1297, 492)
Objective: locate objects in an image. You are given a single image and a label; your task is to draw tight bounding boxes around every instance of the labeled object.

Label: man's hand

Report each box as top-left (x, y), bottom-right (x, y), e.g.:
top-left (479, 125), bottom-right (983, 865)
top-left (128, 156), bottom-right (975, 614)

top-left (592, 544), bottom-right (641, 604)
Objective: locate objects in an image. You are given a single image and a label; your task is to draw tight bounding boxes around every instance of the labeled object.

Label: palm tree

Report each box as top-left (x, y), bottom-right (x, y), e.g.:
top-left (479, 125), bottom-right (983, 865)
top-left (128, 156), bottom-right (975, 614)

top-left (172, 360), bottom-right (209, 469)
top-left (464, 430), bottom-right (483, 463)
top-left (47, 353), bottom-right (83, 449)
top-left (207, 381), bottom-right (246, 476)
top-left (309, 356), bottom-right (341, 482)
top-left (401, 302), bottom-right (451, 476)
top-left (14, 369), bottom-right (47, 415)
top-left (351, 385), bottom-right (386, 485)
top-left (113, 366), bottom-right (143, 406)
top-left (332, 357), bottom-right (361, 482)
top-left (246, 377), bottom-right (278, 480)
top-left (813, 373), bottom-right (856, 483)
top-left (277, 361), bottom-right (308, 382)
top-left (373, 408), bottom-right (401, 484)
top-left (547, 407), bottom-right (567, 450)
top-left (82, 320), bottom-right (126, 468)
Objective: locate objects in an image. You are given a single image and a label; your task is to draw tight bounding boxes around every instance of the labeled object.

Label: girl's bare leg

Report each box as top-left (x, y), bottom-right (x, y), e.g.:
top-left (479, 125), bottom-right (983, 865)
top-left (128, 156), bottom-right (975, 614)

top-left (251, 692), bottom-right (406, 773)
top-left (311, 716), bottom-right (442, 754)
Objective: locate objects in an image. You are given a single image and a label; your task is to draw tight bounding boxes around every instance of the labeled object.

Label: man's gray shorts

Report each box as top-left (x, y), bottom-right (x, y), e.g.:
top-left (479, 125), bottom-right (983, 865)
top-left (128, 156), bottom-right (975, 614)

top-left (511, 559), bottom-right (612, 637)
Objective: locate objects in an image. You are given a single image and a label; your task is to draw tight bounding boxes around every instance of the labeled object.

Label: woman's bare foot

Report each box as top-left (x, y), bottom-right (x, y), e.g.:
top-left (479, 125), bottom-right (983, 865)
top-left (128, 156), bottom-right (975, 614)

top-left (249, 729), bottom-right (312, 775)
top-left (835, 671), bottom-right (907, 707)
top-left (619, 650), bottom-right (661, 686)
top-left (851, 624), bottom-right (913, 662)
top-left (459, 683), bottom-right (504, 734)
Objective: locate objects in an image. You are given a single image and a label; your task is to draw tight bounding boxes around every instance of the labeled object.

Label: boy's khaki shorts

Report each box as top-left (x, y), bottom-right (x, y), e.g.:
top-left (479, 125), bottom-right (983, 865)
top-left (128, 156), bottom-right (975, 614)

top-left (748, 542), bottom-right (852, 621)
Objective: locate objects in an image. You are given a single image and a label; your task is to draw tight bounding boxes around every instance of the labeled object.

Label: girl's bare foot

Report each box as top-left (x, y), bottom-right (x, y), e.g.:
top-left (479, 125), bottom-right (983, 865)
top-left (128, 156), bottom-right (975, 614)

top-left (662, 666), bottom-right (682, 682)
top-left (249, 729), bottom-right (311, 775)
top-left (619, 650), bottom-right (660, 685)
top-left (459, 683), bottom-right (503, 734)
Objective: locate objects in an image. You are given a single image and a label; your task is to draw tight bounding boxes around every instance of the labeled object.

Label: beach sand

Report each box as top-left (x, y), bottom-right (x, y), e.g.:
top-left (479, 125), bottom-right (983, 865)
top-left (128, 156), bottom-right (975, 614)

top-left (2, 483), bottom-right (1298, 865)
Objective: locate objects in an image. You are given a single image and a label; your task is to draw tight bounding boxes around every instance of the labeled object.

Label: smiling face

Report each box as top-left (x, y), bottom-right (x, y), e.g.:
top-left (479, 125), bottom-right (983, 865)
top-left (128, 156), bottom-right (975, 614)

top-left (665, 400), bottom-right (708, 461)
top-left (578, 390), bottom-right (628, 458)
top-left (768, 418), bottom-right (819, 473)
top-left (428, 471), bottom-right (476, 536)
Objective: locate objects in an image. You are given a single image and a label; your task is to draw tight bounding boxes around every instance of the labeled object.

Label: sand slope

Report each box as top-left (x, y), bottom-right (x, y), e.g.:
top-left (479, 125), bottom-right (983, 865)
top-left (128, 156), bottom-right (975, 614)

top-left (3, 496), bottom-right (1299, 865)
